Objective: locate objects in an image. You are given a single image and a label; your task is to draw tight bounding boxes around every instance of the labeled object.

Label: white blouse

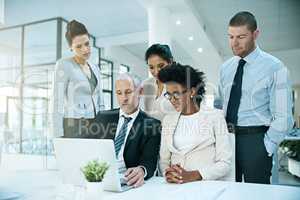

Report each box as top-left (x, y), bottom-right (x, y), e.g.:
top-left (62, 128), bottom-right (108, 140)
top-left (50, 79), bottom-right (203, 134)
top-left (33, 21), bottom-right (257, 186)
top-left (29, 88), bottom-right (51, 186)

top-left (173, 111), bottom-right (205, 153)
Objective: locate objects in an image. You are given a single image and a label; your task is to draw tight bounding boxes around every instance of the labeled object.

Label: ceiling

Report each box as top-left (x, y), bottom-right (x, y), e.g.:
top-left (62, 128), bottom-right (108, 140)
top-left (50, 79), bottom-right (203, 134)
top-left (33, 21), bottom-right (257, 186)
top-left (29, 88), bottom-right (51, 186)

top-left (2, 0), bottom-right (300, 83)
top-left (4, 0), bottom-right (148, 38)
top-left (101, 0), bottom-right (300, 67)
top-left (4, 0), bottom-right (300, 58)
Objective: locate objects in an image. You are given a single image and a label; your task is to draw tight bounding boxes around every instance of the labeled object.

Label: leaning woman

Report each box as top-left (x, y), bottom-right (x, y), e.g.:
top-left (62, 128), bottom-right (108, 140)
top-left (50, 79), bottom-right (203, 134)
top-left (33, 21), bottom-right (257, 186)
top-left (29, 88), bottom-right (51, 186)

top-left (142, 44), bottom-right (177, 121)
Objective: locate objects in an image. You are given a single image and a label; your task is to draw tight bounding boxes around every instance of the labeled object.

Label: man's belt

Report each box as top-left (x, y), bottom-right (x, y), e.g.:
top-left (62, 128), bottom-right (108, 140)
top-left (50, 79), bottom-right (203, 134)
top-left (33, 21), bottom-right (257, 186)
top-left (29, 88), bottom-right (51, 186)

top-left (227, 124), bottom-right (269, 134)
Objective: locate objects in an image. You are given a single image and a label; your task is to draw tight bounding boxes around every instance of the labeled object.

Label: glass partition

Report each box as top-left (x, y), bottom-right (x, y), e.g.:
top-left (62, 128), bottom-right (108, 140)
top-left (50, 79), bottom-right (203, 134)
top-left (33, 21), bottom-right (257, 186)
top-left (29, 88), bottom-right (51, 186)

top-left (0, 18), bottom-right (113, 169)
top-left (100, 59), bottom-right (113, 110)
top-left (0, 27), bottom-right (22, 154)
top-left (24, 21), bottom-right (57, 66)
top-left (119, 64), bottom-right (130, 73)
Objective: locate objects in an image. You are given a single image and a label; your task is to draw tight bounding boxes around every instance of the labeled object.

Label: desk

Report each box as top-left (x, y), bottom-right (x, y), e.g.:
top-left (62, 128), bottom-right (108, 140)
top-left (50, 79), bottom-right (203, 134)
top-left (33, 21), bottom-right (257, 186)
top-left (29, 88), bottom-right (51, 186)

top-left (0, 170), bottom-right (299, 200)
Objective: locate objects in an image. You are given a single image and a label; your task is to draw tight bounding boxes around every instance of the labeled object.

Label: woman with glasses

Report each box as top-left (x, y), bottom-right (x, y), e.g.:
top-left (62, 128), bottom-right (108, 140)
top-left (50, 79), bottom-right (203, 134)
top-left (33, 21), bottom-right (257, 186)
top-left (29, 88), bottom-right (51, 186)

top-left (142, 44), bottom-right (177, 121)
top-left (158, 63), bottom-right (233, 183)
top-left (51, 20), bottom-right (104, 138)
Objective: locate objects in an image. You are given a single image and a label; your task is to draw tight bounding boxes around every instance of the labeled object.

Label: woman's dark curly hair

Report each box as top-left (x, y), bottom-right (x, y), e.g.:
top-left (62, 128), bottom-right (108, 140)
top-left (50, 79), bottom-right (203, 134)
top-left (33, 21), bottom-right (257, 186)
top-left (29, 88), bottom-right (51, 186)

top-left (65, 20), bottom-right (89, 46)
top-left (145, 44), bottom-right (173, 64)
top-left (158, 62), bottom-right (206, 105)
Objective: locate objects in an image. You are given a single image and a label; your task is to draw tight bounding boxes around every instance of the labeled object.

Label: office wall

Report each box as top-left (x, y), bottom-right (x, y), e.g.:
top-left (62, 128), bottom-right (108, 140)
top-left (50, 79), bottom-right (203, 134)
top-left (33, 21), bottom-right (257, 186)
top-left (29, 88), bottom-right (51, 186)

top-left (271, 48), bottom-right (300, 127)
top-left (270, 48), bottom-right (300, 127)
top-left (270, 48), bottom-right (300, 86)
top-left (293, 85), bottom-right (300, 127)
top-left (0, 0), bottom-right (4, 26)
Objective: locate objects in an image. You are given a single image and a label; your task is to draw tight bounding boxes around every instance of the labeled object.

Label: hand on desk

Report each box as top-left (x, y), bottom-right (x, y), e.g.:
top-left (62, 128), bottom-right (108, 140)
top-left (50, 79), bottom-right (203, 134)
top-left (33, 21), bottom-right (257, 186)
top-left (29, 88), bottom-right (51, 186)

top-left (124, 167), bottom-right (145, 188)
top-left (165, 164), bottom-right (202, 184)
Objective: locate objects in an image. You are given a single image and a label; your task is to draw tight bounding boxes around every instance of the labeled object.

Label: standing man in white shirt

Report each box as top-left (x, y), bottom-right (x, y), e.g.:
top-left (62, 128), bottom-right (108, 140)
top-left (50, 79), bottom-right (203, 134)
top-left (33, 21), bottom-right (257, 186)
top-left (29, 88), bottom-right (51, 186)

top-left (215, 11), bottom-right (294, 184)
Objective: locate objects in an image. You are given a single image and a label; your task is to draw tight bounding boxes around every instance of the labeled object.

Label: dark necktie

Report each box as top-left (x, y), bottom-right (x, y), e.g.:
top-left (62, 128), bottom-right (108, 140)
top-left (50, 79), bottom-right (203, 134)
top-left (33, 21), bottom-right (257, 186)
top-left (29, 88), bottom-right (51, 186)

top-left (226, 59), bottom-right (246, 126)
top-left (114, 116), bottom-right (132, 157)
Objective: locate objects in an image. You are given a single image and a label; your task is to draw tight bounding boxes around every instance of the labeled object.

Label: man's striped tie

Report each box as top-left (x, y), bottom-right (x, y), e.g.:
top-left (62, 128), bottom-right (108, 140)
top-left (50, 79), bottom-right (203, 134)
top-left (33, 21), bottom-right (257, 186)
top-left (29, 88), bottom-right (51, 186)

top-left (114, 116), bottom-right (132, 157)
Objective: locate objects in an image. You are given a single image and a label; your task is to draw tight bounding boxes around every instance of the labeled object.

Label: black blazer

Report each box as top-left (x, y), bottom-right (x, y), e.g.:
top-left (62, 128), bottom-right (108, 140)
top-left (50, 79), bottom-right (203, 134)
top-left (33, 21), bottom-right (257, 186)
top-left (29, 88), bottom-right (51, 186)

top-left (88, 108), bottom-right (161, 180)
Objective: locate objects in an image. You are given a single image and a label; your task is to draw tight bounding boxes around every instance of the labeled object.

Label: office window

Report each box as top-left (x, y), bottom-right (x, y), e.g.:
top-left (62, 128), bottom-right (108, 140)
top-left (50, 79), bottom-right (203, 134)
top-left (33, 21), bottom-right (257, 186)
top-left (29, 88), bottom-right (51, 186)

top-left (24, 21), bottom-right (57, 66)
top-left (22, 65), bottom-right (53, 155)
top-left (0, 27), bottom-right (22, 153)
top-left (23, 21), bottom-right (56, 155)
top-left (100, 59), bottom-right (113, 110)
top-left (119, 64), bottom-right (130, 73)
top-left (0, 18), bottom-right (109, 169)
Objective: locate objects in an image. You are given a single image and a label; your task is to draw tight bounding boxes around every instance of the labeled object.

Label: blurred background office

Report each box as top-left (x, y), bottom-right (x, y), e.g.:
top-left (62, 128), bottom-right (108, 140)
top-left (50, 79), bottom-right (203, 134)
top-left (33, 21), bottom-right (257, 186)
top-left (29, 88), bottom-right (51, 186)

top-left (0, 0), bottom-right (299, 185)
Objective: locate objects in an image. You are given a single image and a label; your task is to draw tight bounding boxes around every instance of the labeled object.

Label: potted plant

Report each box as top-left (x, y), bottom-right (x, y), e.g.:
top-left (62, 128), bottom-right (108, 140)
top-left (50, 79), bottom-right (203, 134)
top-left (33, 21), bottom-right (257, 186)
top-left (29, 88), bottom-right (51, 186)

top-left (81, 159), bottom-right (109, 199)
top-left (279, 140), bottom-right (300, 177)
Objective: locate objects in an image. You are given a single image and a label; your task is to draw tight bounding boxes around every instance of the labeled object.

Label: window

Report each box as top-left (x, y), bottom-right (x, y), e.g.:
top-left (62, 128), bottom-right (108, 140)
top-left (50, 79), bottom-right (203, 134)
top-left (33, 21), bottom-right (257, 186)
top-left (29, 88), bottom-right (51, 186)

top-left (119, 64), bottom-right (130, 73)
top-left (24, 21), bottom-right (57, 66)
top-left (100, 59), bottom-right (113, 110)
top-left (0, 27), bottom-right (22, 154)
top-left (0, 18), bottom-right (110, 170)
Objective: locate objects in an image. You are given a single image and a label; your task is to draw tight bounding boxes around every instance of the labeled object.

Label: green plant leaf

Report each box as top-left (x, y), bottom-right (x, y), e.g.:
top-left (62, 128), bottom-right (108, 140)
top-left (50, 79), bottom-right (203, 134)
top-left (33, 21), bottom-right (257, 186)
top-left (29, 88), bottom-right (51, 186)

top-left (81, 159), bottom-right (109, 182)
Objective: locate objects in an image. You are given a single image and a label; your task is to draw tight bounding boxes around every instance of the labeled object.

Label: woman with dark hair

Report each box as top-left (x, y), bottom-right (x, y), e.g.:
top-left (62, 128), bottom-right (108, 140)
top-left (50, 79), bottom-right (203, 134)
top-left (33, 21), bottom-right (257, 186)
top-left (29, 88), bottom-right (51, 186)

top-left (142, 44), bottom-right (177, 121)
top-left (51, 20), bottom-right (104, 138)
top-left (158, 63), bottom-right (233, 183)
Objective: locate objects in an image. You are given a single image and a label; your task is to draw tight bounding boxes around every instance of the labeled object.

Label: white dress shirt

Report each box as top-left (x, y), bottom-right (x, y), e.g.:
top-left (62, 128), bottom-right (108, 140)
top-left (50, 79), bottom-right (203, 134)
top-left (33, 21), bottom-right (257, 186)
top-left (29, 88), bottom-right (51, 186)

top-left (115, 108), bottom-right (140, 174)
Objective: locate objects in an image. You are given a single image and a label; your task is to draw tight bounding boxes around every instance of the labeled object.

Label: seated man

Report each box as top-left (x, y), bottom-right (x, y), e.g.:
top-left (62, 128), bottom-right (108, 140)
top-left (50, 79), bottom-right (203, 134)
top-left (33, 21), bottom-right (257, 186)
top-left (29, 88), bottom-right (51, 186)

top-left (90, 73), bottom-right (161, 188)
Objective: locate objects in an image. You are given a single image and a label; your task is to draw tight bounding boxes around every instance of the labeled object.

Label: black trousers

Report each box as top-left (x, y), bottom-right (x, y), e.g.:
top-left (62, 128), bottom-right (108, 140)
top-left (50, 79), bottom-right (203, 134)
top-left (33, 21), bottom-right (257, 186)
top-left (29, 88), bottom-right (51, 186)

top-left (63, 118), bottom-right (94, 138)
top-left (235, 127), bottom-right (273, 184)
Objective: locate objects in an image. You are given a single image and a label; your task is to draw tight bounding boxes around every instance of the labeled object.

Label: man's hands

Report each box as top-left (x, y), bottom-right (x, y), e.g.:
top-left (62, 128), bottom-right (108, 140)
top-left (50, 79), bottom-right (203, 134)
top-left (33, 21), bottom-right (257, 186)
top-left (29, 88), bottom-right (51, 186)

top-left (124, 167), bottom-right (145, 188)
top-left (165, 164), bottom-right (202, 184)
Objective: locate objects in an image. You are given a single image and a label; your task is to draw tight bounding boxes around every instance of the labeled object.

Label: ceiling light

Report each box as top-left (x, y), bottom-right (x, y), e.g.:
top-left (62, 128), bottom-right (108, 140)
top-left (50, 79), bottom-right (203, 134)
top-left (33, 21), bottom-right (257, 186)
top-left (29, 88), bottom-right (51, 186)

top-left (188, 36), bottom-right (194, 41)
top-left (197, 48), bottom-right (203, 53)
top-left (176, 20), bottom-right (181, 25)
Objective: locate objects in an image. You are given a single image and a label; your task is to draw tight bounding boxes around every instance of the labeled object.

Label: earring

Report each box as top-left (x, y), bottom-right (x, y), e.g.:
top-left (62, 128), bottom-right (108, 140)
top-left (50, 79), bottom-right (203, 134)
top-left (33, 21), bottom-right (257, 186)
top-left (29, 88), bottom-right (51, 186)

top-left (190, 95), bottom-right (194, 98)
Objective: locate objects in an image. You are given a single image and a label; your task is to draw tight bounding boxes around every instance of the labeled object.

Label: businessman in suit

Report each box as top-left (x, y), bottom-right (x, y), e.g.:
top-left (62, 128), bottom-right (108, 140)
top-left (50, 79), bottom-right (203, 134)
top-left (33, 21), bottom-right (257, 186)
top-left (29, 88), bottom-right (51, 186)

top-left (89, 73), bottom-right (161, 188)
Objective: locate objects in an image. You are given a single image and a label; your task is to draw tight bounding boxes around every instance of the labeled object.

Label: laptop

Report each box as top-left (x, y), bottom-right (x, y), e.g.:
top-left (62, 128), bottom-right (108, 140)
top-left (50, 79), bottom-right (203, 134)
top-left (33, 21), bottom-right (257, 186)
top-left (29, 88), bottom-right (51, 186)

top-left (53, 138), bottom-right (133, 192)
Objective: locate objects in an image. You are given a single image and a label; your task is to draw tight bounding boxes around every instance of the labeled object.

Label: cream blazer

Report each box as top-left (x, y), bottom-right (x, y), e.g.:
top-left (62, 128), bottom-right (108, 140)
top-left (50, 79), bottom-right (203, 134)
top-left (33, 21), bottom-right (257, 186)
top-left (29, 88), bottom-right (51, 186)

top-left (142, 77), bottom-right (177, 121)
top-left (159, 107), bottom-right (234, 181)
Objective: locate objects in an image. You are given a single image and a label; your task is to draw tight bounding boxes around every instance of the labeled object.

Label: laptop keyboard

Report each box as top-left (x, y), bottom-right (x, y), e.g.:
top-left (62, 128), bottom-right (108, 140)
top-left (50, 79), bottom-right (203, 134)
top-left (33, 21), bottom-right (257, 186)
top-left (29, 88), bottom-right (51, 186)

top-left (121, 183), bottom-right (133, 191)
top-left (120, 177), bottom-right (133, 191)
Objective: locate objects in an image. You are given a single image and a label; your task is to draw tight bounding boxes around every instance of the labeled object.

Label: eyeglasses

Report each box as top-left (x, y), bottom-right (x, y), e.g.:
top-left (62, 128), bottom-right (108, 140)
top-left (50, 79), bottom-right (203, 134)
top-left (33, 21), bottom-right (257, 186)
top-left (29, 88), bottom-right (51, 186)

top-left (164, 90), bottom-right (188, 101)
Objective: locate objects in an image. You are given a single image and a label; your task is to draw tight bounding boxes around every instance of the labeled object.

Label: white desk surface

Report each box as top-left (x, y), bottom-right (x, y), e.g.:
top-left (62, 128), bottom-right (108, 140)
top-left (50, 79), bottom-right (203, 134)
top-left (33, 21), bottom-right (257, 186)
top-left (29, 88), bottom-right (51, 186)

top-left (0, 169), bottom-right (299, 200)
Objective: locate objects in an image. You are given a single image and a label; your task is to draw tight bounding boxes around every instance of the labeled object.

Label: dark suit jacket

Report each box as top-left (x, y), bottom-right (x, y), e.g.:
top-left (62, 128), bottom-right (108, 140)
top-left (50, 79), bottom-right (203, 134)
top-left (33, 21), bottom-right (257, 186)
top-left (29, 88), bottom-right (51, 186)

top-left (88, 108), bottom-right (161, 180)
